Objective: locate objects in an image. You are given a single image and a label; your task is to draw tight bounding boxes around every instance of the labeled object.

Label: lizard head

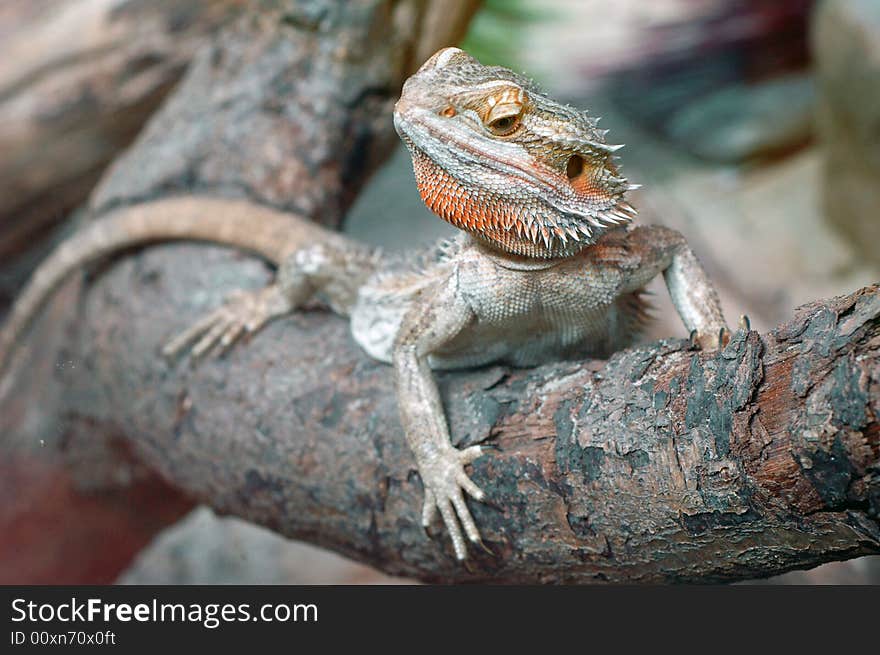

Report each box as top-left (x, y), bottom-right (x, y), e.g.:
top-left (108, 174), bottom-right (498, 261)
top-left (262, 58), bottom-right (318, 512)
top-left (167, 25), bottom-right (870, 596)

top-left (394, 47), bottom-right (637, 259)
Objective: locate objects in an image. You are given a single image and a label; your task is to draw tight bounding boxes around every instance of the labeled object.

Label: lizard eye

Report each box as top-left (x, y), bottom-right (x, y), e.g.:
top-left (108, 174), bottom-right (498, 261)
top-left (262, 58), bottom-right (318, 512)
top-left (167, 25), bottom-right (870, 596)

top-left (477, 84), bottom-right (526, 137)
top-left (485, 113), bottom-right (521, 137)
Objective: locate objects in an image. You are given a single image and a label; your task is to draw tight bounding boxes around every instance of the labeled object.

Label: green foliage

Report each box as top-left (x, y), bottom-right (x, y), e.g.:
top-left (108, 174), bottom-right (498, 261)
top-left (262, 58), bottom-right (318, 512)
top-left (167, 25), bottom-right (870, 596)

top-left (459, 0), bottom-right (552, 73)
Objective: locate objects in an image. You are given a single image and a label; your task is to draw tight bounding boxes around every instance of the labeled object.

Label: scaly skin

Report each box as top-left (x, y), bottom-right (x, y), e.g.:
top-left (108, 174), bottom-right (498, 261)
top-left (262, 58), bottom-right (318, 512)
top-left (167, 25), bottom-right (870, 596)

top-left (0, 48), bottom-right (731, 561)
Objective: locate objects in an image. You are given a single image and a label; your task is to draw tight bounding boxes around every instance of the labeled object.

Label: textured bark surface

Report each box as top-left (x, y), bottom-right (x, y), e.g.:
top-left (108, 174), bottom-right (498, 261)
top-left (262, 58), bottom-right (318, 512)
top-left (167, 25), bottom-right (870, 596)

top-left (88, 0), bottom-right (480, 224)
top-left (0, 0), bottom-right (478, 299)
top-left (29, 256), bottom-right (880, 582)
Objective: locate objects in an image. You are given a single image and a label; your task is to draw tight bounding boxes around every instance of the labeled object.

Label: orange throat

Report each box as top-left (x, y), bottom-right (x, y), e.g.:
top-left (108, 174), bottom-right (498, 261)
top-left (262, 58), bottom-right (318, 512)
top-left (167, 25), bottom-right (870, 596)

top-left (412, 149), bottom-right (590, 259)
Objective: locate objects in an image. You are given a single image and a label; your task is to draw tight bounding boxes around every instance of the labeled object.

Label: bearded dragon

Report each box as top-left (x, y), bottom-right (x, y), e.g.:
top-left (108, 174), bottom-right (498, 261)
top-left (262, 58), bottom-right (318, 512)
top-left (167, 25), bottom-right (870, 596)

top-left (0, 47), bottom-right (730, 560)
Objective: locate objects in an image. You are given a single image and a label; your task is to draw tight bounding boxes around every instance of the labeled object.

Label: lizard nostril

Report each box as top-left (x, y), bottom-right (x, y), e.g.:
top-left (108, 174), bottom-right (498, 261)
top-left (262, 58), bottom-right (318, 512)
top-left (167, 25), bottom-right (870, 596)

top-left (566, 154), bottom-right (585, 180)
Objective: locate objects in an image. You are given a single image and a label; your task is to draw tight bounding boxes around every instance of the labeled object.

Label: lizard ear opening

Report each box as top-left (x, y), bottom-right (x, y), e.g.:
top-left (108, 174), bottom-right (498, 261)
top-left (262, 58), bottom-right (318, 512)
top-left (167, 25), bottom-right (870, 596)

top-left (566, 153), bottom-right (598, 197)
top-left (566, 154), bottom-right (585, 180)
top-left (565, 153), bottom-right (622, 208)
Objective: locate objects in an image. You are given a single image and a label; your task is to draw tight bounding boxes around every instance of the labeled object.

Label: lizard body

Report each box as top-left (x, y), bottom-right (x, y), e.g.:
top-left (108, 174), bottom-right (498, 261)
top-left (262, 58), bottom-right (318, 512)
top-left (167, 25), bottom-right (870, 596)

top-left (0, 48), bottom-right (730, 561)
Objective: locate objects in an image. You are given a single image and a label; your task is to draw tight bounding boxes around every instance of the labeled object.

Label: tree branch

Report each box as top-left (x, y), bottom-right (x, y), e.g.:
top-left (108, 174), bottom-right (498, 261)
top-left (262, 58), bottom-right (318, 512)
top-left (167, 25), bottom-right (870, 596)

top-left (48, 254), bottom-right (880, 582)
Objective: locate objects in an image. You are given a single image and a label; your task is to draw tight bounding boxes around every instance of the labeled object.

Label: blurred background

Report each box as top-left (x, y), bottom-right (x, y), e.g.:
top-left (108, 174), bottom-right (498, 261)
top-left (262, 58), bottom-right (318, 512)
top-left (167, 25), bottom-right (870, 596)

top-left (2, 0), bottom-right (879, 583)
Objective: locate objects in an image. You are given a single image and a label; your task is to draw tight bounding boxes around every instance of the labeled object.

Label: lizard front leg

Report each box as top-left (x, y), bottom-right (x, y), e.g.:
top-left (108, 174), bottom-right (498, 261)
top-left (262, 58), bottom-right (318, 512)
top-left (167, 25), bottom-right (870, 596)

top-left (622, 226), bottom-right (731, 350)
top-left (161, 283), bottom-right (299, 359)
top-left (392, 274), bottom-right (488, 560)
top-left (663, 242), bottom-right (731, 350)
top-left (164, 241), bottom-right (380, 359)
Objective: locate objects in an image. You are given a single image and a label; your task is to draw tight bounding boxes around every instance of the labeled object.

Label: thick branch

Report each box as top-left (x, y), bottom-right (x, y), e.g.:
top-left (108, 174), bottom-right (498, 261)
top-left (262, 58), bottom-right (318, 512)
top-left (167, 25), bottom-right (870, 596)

top-left (47, 255), bottom-right (880, 582)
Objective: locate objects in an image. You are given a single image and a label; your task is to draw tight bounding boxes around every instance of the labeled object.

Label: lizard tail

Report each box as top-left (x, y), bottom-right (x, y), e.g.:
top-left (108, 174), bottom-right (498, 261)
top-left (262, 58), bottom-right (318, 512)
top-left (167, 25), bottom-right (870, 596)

top-left (0, 195), bottom-right (340, 377)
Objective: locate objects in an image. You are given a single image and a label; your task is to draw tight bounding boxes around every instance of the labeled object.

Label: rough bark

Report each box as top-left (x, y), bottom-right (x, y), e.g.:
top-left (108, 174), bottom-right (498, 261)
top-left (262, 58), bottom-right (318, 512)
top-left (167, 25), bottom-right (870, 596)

top-left (14, 249), bottom-right (875, 583)
top-left (87, 0), bottom-right (479, 222)
top-left (0, 0), bottom-right (480, 287)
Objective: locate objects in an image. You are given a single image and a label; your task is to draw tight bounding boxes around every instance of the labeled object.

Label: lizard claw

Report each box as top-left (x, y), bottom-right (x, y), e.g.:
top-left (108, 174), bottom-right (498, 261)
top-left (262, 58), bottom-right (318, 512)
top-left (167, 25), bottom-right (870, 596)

top-left (689, 326), bottom-right (730, 351)
top-left (419, 445), bottom-right (488, 560)
top-left (162, 285), bottom-right (292, 360)
top-left (421, 489), bottom-right (438, 531)
top-left (691, 318), bottom-right (749, 352)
